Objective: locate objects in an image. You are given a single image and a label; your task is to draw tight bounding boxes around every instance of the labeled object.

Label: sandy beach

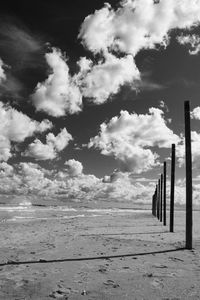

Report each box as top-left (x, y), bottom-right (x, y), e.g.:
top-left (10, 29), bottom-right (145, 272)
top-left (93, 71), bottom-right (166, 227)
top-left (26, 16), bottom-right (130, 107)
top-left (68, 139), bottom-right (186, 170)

top-left (0, 206), bottom-right (200, 299)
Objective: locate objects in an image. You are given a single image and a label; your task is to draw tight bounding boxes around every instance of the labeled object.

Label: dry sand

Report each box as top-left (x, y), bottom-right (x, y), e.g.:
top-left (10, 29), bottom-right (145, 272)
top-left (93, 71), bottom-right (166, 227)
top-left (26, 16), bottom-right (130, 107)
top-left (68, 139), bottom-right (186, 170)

top-left (1, 209), bottom-right (200, 299)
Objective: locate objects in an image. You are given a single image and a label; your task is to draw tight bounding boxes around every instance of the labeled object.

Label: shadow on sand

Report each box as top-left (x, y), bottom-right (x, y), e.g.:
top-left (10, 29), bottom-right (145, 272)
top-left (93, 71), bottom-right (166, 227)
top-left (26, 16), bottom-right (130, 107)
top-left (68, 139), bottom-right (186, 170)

top-left (0, 247), bottom-right (186, 267)
top-left (80, 231), bottom-right (174, 236)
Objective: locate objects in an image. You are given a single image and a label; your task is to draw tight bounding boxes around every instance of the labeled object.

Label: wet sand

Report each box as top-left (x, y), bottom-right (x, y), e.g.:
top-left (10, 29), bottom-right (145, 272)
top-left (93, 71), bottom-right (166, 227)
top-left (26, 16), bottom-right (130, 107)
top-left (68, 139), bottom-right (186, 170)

top-left (0, 209), bottom-right (200, 299)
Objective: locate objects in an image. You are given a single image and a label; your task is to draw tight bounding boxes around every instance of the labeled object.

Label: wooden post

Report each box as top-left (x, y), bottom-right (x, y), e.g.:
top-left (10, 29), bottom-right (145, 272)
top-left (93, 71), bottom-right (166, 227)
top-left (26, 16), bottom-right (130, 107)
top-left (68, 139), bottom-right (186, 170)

top-left (154, 184), bottom-right (158, 217)
top-left (170, 144), bottom-right (175, 232)
top-left (154, 186), bottom-right (157, 217)
top-left (160, 174), bottom-right (163, 222)
top-left (163, 161), bottom-right (167, 226)
top-left (157, 179), bottom-right (160, 220)
top-left (184, 101), bottom-right (193, 249)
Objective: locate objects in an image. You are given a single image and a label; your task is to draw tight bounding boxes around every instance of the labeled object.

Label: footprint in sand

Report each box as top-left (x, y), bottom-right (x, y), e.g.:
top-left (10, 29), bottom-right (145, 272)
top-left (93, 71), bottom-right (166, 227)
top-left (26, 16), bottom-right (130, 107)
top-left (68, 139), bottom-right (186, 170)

top-left (151, 279), bottom-right (164, 289)
top-left (98, 266), bottom-right (107, 273)
top-left (103, 279), bottom-right (120, 288)
top-left (49, 286), bottom-right (71, 299)
top-left (153, 264), bottom-right (168, 269)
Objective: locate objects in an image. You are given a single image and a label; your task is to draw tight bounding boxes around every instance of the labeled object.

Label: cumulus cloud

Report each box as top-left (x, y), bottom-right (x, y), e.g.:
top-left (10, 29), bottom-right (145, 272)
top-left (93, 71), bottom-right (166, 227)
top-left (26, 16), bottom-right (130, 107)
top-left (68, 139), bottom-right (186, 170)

top-left (0, 161), bottom-right (200, 207)
top-left (79, 0), bottom-right (200, 56)
top-left (32, 47), bottom-right (82, 117)
top-left (191, 106), bottom-right (200, 120)
top-left (0, 162), bottom-right (14, 176)
top-left (0, 161), bottom-right (155, 204)
top-left (77, 0), bottom-right (200, 103)
top-left (0, 101), bottom-right (52, 161)
top-left (64, 159), bottom-right (83, 177)
top-left (172, 178), bottom-right (200, 207)
top-left (0, 58), bottom-right (6, 83)
top-left (177, 34), bottom-right (200, 55)
top-left (24, 128), bottom-right (73, 160)
top-left (89, 108), bottom-right (180, 173)
top-left (31, 1), bottom-right (200, 110)
top-left (177, 131), bottom-right (200, 168)
top-left (76, 52), bottom-right (140, 104)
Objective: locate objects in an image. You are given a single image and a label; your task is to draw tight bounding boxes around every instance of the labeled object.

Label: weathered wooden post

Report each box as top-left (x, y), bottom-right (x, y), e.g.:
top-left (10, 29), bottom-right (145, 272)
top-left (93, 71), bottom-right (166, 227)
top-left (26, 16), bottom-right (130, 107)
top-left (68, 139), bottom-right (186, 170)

top-left (170, 144), bottom-right (175, 232)
top-left (152, 186), bottom-right (156, 217)
top-left (160, 174), bottom-right (163, 222)
top-left (154, 186), bottom-right (157, 217)
top-left (184, 101), bottom-right (193, 249)
top-left (152, 189), bottom-right (155, 216)
top-left (157, 179), bottom-right (160, 220)
top-left (163, 161), bottom-right (167, 226)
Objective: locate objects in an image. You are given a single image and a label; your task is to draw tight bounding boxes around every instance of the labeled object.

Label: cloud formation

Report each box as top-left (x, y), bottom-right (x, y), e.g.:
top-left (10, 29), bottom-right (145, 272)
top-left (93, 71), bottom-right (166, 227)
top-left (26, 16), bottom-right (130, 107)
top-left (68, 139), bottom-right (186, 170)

top-left (32, 48), bottom-right (82, 117)
top-left (0, 58), bottom-right (6, 83)
top-left (177, 34), bottom-right (200, 55)
top-left (191, 106), bottom-right (200, 120)
top-left (177, 131), bottom-right (200, 168)
top-left (1, 162), bottom-right (199, 207)
top-left (64, 159), bottom-right (83, 177)
top-left (0, 101), bottom-right (52, 161)
top-left (77, 52), bottom-right (140, 104)
top-left (79, 0), bottom-right (200, 56)
top-left (89, 108), bottom-right (180, 173)
top-left (24, 128), bottom-right (73, 160)
top-left (31, 1), bottom-right (200, 112)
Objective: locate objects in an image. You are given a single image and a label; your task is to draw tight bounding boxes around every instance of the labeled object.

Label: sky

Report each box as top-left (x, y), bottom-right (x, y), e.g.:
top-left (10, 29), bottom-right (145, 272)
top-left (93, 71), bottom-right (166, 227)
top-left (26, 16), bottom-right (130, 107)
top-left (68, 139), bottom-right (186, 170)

top-left (1, 0), bottom-right (200, 206)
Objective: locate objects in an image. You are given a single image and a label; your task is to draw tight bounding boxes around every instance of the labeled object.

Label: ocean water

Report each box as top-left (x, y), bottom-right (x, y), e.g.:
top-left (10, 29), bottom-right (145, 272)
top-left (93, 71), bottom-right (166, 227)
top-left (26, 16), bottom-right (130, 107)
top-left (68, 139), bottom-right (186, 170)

top-left (0, 202), bottom-right (149, 223)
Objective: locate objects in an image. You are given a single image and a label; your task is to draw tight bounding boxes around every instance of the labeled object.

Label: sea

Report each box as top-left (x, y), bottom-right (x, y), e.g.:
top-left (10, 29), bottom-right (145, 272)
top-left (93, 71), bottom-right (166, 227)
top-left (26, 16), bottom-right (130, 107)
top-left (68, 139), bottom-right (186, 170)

top-left (0, 201), bottom-right (150, 223)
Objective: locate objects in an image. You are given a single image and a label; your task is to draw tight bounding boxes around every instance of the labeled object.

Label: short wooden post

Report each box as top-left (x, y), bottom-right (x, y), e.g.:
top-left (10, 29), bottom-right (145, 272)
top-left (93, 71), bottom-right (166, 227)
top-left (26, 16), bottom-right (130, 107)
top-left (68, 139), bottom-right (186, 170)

top-left (170, 144), bottom-right (175, 232)
top-left (184, 101), bottom-right (193, 249)
top-left (163, 161), bottom-right (167, 226)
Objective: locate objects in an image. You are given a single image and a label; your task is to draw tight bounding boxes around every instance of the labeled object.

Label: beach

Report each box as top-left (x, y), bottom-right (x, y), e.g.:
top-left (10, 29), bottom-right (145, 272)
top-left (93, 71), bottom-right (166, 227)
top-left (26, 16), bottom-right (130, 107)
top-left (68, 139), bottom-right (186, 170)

top-left (0, 205), bottom-right (200, 299)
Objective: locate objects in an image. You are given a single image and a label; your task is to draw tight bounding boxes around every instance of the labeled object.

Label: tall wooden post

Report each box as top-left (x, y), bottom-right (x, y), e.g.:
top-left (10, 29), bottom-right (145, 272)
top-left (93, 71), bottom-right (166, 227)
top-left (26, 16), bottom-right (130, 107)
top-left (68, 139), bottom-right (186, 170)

top-left (160, 174), bottom-right (163, 222)
top-left (170, 144), bottom-right (175, 232)
top-left (163, 161), bottom-right (167, 226)
top-left (184, 101), bottom-right (193, 249)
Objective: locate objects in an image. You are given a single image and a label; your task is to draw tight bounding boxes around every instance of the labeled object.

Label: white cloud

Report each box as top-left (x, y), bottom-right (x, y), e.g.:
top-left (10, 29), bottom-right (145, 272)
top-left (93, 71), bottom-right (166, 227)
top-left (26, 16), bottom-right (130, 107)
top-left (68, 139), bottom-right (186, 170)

top-left (79, 0), bottom-right (200, 56)
top-left (101, 171), bottom-right (155, 203)
top-left (0, 101), bottom-right (52, 161)
top-left (76, 0), bottom-right (200, 105)
top-left (0, 162), bottom-right (14, 176)
top-left (177, 34), bottom-right (200, 55)
top-left (46, 128), bottom-right (72, 152)
top-left (76, 52), bottom-right (140, 104)
top-left (191, 106), bottom-right (200, 120)
top-left (0, 58), bottom-right (6, 83)
top-left (64, 159), bottom-right (83, 177)
top-left (0, 136), bottom-right (12, 161)
top-left (24, 128), bottom-right (73, 160)
top-left (29, 1), bottom-right (200, 110)
top-left (177, 131), bottom-right (200, 168)
top-left (1, 161), bottom-right (200, 207)
top-left (89, 108), bottom-right (180, 173)
top-left (32, 47), bottom-right (82, 117)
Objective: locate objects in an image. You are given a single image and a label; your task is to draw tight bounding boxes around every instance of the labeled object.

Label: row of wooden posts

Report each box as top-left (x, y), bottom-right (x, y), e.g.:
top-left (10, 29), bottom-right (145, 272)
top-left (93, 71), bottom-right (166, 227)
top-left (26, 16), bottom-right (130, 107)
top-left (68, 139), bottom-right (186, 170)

top-left (151, 101), bottom-right (193, 250)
